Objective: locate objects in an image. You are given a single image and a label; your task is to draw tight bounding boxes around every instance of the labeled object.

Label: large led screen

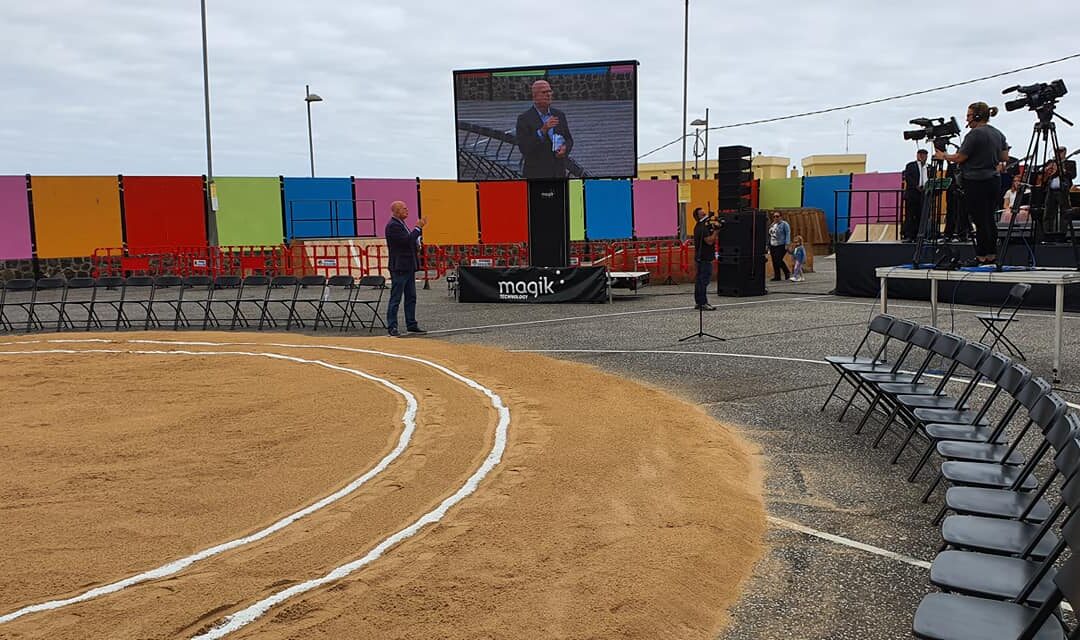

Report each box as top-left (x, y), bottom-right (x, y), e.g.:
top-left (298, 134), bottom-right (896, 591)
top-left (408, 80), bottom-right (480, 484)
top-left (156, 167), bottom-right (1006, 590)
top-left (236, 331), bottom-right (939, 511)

top-left (453, 60), bottom-right (638, 182)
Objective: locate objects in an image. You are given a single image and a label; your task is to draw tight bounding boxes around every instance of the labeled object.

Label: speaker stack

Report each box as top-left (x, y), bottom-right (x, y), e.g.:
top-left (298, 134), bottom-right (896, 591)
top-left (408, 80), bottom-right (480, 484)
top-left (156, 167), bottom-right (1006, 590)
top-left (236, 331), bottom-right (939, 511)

top-left (714, 145), bottom-right (766, 296)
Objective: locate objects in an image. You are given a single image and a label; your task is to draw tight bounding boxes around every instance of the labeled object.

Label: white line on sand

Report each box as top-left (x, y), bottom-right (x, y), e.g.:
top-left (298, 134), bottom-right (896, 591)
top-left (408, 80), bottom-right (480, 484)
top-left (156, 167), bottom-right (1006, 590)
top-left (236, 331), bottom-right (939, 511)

top-left (0, 348), bottom-right (417, 625)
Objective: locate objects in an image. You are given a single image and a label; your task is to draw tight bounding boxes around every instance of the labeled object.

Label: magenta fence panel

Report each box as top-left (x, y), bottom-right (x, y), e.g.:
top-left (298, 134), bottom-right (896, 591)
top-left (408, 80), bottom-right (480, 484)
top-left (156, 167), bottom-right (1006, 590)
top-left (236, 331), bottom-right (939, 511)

top-left (0, 176), bottom-right (32, 259)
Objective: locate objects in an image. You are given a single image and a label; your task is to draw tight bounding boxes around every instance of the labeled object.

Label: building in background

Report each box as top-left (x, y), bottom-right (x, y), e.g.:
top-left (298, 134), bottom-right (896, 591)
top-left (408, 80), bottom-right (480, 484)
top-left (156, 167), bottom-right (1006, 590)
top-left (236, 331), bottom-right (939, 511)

top-left (638, 153), bottom-right (865, 181)
top-left (802, 154), bottom-right (866, 176)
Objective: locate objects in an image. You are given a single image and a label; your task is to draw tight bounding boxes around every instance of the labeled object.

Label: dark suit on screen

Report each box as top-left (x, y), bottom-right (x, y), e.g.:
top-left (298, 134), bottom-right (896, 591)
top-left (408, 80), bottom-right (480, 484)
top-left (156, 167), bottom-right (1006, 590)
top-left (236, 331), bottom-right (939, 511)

top-left (516, 106), bottom-right (574, 180)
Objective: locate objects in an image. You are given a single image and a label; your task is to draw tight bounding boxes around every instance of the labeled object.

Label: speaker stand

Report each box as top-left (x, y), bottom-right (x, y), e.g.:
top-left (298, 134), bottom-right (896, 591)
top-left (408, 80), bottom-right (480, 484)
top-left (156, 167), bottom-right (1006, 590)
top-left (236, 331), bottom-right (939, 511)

top-left (679, 306), bottom-right (727, 342)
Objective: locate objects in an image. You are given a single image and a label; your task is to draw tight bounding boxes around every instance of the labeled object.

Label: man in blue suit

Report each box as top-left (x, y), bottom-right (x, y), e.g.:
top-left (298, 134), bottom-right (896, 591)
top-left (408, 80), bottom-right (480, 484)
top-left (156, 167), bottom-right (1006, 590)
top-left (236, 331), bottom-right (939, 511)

top-left (384, 200), bottom-right (427, 337)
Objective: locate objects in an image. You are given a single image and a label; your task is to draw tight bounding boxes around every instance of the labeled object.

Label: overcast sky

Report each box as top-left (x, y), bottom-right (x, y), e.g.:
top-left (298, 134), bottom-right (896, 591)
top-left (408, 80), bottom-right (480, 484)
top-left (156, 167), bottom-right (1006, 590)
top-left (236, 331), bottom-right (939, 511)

top-left (2, 1), bottom-right (1078, 179)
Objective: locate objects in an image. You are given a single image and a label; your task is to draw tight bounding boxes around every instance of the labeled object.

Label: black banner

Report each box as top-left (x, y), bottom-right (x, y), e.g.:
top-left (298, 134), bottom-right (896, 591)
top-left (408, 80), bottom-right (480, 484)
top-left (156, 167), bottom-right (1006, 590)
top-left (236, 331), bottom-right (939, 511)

top-left (458, 266), bottom-right (608, 304)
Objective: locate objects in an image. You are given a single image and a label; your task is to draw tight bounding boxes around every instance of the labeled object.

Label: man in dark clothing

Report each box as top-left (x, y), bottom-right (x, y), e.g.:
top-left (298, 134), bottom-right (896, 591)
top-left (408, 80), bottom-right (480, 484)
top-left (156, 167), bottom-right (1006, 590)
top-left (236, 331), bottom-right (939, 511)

top-left (383, 200), bottom-right (428, 336)
top-left (515, 80), bottom-right (574, 179)
top-left (902, 149), bottom-right (930, 241)
top-left (692, 207), bottom-right (718, 310)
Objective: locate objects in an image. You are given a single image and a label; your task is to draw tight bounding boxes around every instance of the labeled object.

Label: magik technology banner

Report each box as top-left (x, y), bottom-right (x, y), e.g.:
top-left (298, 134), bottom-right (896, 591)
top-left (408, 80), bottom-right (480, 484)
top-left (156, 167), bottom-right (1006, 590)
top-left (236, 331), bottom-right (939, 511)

top-left (457, 266), bottom-right (608, 303)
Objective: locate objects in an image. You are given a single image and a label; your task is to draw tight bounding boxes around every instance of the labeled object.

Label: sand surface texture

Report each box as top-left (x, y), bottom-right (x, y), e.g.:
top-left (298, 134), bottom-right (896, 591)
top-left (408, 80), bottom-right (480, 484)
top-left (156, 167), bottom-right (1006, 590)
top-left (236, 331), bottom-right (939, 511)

top-left (0, 333), bottom-right (764, 639)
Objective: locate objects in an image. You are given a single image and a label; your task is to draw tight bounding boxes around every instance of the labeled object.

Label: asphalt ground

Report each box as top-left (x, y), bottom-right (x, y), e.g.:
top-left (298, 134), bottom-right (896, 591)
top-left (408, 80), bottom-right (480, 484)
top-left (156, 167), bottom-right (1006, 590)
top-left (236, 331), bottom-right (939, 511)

top-left (5, 258), bottom-right (1080, 639)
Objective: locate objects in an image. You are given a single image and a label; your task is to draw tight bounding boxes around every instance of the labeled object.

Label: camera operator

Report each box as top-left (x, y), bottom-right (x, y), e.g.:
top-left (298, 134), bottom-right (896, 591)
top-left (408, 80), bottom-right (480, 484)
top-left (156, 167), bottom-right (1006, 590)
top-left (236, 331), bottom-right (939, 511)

top-left (935, 102), bottom-right (1009, 264)
top-left (692, 207), bottom-right (718, 311)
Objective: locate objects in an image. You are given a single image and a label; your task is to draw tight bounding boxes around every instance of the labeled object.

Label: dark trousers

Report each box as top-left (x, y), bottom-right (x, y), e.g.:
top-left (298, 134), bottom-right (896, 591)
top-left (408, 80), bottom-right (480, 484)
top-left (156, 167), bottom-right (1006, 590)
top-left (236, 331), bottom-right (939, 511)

top-left (903, 190), bottom-right (923, 240)
top-left (945, 191), bottom-right (968, 239)
top-left (769, 245), bottom-right (789, 280)
top-left (386, 270), bottom-right (417, 331)
top-left (694, 259), bottom-right (712, 306)
top-left (963, 177), bottom-right (999, 257)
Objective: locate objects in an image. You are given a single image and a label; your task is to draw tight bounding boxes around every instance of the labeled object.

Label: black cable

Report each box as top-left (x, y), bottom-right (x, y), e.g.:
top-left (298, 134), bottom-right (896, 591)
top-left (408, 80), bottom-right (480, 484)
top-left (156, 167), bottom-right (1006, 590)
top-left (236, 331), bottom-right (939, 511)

top-left (638, 52), bottom-right (1080, 160)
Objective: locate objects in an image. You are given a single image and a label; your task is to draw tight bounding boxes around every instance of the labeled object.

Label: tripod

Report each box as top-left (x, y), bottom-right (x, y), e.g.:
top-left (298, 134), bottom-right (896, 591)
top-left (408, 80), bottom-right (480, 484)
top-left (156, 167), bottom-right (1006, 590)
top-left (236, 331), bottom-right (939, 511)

top-left (998, 104), bottom-right (1077, 270)
top-left (910, 153), bottom-right (972, 268)
top-left (679, 305), bottom-right (726, 342)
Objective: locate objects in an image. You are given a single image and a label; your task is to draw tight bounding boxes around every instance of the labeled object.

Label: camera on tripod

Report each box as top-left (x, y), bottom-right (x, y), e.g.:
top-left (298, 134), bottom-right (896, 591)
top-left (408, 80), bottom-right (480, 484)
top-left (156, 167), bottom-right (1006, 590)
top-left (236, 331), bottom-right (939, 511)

top-left (903, 117), bottom-right (962, 150)
top-left (1004, 79), bottom-right (1067, 112)
top-left (702, 212), bottom-right (724, 232)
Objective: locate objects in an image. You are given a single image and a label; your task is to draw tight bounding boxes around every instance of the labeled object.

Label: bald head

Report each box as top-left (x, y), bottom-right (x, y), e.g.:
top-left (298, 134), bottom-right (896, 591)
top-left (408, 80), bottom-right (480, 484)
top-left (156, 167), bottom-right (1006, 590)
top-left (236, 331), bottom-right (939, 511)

top-left (390, 200), bottom-right (408, 220)
top-left (531, 80), bottom-right (553, 111)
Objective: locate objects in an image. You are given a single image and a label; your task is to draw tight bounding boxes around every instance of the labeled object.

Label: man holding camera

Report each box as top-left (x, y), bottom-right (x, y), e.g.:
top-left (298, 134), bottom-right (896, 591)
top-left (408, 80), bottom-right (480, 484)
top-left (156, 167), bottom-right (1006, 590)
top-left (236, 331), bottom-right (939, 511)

top-left (692, 207), bottom-right (718, 311)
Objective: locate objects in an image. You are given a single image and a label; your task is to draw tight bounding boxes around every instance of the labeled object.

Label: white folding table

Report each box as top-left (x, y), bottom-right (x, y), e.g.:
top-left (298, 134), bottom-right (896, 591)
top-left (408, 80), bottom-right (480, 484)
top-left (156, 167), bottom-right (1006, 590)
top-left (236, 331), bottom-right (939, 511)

top-left (875, 266), bottom-right (1080, 382)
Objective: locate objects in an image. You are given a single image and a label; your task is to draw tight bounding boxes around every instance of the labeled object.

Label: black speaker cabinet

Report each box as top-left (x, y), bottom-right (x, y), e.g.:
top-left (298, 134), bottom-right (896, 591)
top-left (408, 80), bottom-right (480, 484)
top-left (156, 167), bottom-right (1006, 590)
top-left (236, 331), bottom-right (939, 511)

top-left (717, 210), bottom-right (767, 254)
top-left (527, 180), bottom-right (570, 267)
top-left (715, 254), bottom-right (766, 297)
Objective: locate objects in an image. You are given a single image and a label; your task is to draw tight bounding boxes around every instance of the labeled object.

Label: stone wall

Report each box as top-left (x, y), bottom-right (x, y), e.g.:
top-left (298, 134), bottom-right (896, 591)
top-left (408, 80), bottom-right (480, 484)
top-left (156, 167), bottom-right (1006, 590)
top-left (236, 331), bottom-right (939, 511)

top-left (0, 258), bottom-right (96, 282)
top-left (457, 71), bottom-right (633, 102)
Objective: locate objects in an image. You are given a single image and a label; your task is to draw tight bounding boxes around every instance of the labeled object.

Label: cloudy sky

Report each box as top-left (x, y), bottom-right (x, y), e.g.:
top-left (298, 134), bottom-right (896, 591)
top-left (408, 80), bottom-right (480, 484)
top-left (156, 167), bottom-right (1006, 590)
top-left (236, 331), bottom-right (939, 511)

top-left (2, 1), bottom-right (1078, 179)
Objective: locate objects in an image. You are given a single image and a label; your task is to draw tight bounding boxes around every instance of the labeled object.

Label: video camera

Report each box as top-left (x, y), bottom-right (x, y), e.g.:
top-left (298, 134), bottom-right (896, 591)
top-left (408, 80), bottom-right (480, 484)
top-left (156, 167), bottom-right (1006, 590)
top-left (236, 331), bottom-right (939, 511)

top-left (1004, 79), bottom-right (1067, 112)
top-left (700, 211), bottom-right (723, 232)
top-left (903, 117), bottom-right (962, 151)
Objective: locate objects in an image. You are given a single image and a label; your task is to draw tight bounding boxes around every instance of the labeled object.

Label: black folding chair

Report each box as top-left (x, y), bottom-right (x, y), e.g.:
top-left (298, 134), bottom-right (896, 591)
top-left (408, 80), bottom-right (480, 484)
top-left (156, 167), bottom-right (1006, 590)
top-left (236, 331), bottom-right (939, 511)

top-left (316, 275), bottom-right (354, 331)
top-left (0, 278), bottom-right (36, 332)
top-left (344, 275), bottom-right (387, 333)
top-left (230, 275), bottom-right (270, 330)
top-left (146, 275), bottom-right (183, 329)
top-left (977, 283), bottom-right (1031, 360)
top-left (820, 314), bottom-right (897, 412)
top-left (115, 276), bottom-right (155, 330)
top-left (25, 277), bottom-right (66, 332)
top-left (286, 275), bottom-right (327, 330)
top-left (205, 275), bottom-right (242, 330)
top-left (57, 277), bottom-right (102, 331)
top-left (259, 275), bottom-right (298, 330)
top-left (92, 276), bottom-right (126, 330)
top-left (174, 275), bottom-right (213, 330)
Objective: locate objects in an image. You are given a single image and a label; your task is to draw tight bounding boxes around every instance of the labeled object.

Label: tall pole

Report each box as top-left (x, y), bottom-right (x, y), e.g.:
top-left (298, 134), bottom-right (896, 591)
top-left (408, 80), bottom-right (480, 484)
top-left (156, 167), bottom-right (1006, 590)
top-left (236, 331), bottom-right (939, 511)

top-left (306, 84), bottom-right (316, 177)
top-left (200, 0), bottom-right (217, 245)
top-left (704, 107), bottom-right (709, 182)
top-left (680, 0), bottom-right (689, 238)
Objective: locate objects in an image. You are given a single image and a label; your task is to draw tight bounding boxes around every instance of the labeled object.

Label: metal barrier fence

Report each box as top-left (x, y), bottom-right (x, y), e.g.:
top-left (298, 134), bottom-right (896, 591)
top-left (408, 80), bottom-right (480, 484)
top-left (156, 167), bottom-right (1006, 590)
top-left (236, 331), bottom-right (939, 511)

top-left (91, 240), bottom-right (700, 283)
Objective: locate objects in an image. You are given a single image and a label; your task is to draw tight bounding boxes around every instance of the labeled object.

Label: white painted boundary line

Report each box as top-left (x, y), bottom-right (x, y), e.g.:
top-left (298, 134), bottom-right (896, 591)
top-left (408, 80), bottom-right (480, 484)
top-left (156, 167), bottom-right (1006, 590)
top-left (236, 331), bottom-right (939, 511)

top-left (0, 348), bottom-right (418, 625)
top-left (767, 516), bottom-right (931, 569)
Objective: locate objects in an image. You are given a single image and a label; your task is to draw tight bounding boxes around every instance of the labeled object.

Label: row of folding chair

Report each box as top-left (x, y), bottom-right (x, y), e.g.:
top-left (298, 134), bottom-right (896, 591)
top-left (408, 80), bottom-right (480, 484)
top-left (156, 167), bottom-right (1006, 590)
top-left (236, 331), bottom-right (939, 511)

top-left (822, 314), bottom-right (1080, 638)
top-left (0, 274), bottom-right (387, 333)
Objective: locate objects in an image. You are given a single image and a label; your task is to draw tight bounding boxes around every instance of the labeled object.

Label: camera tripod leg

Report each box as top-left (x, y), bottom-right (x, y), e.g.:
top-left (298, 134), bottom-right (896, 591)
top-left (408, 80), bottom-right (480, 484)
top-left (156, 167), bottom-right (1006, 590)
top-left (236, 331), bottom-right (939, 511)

top-left (678, 306), bottom-right (726, 342)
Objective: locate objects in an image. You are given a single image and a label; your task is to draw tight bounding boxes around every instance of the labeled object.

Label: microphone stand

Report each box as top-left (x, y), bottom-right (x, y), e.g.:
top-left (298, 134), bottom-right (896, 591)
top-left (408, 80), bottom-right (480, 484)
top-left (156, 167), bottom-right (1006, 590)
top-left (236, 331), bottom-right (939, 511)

top-left (679, 304), bottom-right (726, 342)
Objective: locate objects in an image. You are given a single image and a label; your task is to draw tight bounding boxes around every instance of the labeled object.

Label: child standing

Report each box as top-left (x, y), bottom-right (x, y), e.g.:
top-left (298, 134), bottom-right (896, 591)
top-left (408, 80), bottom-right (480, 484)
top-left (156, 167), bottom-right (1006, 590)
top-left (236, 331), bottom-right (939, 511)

top-left (790, 236), bottom-right (806, 282)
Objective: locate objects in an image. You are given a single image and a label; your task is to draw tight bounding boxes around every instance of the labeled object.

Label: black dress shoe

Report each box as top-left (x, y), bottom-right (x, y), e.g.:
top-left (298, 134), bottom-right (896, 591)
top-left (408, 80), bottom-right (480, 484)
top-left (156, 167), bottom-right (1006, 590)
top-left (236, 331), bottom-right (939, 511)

top-left (406, 326), bottom-right (427, 334)
top-left (388, 328), bottom-right (400, 337)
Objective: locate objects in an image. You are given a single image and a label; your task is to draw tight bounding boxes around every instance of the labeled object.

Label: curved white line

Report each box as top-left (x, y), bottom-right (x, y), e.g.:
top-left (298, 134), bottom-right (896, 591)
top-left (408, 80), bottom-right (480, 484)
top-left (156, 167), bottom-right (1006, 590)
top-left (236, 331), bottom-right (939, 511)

top-left (0, 348), bottom-right (418, 625)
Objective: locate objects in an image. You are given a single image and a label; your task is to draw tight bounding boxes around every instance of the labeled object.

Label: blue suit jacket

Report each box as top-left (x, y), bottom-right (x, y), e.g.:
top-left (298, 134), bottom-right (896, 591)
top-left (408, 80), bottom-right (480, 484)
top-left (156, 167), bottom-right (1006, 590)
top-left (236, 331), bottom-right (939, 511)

top-left (384, 217), bottom-right (422, 273)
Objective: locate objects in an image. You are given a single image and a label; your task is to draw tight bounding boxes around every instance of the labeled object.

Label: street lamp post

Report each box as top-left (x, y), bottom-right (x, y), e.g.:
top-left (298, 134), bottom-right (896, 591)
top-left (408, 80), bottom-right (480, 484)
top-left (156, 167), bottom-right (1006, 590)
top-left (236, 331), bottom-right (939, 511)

top-left (305, 85), bottom-right (323, 178)
top-left (200, 0), bottom-right (217, 245)
top-left (691, 111), bottom-right (709, 180)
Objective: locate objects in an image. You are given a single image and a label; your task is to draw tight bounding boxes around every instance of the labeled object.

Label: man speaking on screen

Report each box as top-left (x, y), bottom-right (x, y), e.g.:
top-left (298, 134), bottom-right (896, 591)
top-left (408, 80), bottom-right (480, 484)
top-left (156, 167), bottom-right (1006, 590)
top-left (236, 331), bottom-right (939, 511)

top-left (516, 80), bottom-right (574, 179)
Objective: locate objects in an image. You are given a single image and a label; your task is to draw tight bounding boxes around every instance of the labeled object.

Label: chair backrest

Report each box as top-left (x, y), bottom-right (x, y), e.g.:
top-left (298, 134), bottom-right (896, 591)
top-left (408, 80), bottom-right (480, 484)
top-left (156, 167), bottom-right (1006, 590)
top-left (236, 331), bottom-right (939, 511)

top-left (66, 277), bottom-right (96, 289)
top-left (214, 275), bottom-right (242, 288)
top-left (907, 325), bottom-right (941, 349)
top-left (154, 275), bottom-right (183, 288)
top-left (95, 276), bottom-right (125, 289)
top-left (125, 275), bottom-right (155, 288)
top-left (183, 275), bottom-right (213, 287)
top-left (35, 277), bottom-right (66, 291)
top-left (270, 275), bottom-right (298, 287)
top-left (1016, 376), bottom-right (1053, 410)
top-left (998, 363), bottom-right (1033, 396)
top-left (357, 275), bottom-right (386, 288)
top-left (1054, 432), bottom-right (1080, 480)
top-left (975, 352), bottom-right (1011, 381)
top-left (999, 283), bottom-right (1032, 314)
top-left (327, 275), bottom-right (354, 287)
top-left (1052, 551), bottom-right (1080, 616)
top-left (1044, 412), bottom-right (1078, 449)
top-left (868, 314), bottom-right (895, 335)
top-left (299, 275), bottom-right (326, 287)
top-left (1029, 393), bottom-right (1068, 431)
top-left (241, 275), bottom-right (270, 287)
top-left (950, 342), bottom-right (991, 370)
top-left (4, 278), bottom-right (35, 292)
top-left (929, 332), bottom-right (966, 359)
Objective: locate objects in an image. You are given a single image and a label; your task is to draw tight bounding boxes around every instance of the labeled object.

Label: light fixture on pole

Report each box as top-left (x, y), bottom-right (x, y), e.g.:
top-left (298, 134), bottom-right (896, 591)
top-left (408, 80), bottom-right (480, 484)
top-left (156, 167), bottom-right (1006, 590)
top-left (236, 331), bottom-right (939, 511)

top-left (691, 112), bottom-right (709, 180)
top-left (305, 85), bottom-right (323, 178)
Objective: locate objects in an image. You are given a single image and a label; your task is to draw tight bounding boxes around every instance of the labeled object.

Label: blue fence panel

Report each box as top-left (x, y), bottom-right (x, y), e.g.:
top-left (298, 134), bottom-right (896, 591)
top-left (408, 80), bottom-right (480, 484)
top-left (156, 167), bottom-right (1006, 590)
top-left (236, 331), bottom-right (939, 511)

top-left (583, 179), bottom-right (633, 240)
top-left (802, 175), bottom-right (852, 234)
top-left (282, 177), bottom-right (356, 239)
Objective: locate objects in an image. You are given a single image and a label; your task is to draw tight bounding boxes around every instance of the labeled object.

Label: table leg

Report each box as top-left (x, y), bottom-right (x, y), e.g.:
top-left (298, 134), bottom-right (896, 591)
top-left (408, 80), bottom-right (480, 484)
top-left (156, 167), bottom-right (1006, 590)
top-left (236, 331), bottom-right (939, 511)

top-left (880, 277), bottom-right (888, 315)
top-left (1054, 283), bottom-right (1064, 383)
top-left (930, 279), bottom-right (938, 327)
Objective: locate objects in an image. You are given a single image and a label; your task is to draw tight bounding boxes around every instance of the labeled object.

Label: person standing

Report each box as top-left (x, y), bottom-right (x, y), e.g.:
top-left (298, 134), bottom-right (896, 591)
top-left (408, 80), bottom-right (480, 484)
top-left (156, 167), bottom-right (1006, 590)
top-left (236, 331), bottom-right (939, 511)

top-left (384, 200), bottom-right (427, 336)
top-left (1042, 146), bottom-right (1076, 239)
top-left (692, 207), bottom-right (718, 310)
top-left (790, 235), bottom-right (807, 282)
top-left (515, 80), bottom-right (574, 179)
top-left (902, 149), bottom-right (931, 242)
top-left (767, 211), bottom-right (791, 281)
top-left (936, 102), bottom-right (1008, 264)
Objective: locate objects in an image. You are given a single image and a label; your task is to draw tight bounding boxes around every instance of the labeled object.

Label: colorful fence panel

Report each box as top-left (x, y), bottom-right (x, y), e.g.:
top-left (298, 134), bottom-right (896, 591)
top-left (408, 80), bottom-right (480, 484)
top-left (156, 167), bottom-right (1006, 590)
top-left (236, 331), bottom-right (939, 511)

top-left (354, 178), bottom-right (419, 238)
top-left (849, 172), bottom-right (903, 231)
top-left (802, 175), bottom-right (852, 234)
top-left (569, 179), bottom-right (586, 241)
top-left (213, 177), bottom-right (284, 247)
top-left (0, 176), bottom-right (32, 260)
top-left (584, 180), bottom-right (633, 240)
top-left (759, 177), bottom-right (802, 209)
top-left (122, 176), bottom-right (207, 249)
top-left (478, 181), bottom-right (528, 244)
top-left (632, 179), bottom-right (677, 238)
top-left (31, 176), bottom-right (123, 259)
top-left (418, 179), bottom-right (479, 245)
top-left (281, 177), bottom-right (355, 239)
